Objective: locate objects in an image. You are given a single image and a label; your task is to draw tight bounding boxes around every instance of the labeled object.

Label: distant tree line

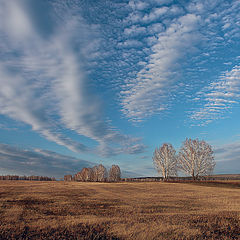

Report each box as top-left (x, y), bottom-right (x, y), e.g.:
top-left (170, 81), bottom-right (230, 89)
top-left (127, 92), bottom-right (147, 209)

top-left (0, 175), bottom-right (56, 181)
top-left (153, 138), bottom-right (216, 181)
top-left (64, 164), bottom-right (121, 182)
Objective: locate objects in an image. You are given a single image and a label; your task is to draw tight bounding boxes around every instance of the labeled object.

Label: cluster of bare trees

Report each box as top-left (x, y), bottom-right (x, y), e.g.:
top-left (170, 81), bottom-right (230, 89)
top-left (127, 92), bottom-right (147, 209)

top-left (153, 138), bottom-right (216, 180)
top-left (0, 175), bottom-right (56, 181)
top-left (64, 164), bottom-right (121, 182)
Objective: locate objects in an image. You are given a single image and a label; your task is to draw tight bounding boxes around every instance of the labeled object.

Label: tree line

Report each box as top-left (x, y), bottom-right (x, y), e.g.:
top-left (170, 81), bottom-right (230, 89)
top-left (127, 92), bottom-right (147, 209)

top-left (64, 164), bottom-right (121, 182)
top-left (153, 138), bottom-right (216, 180)
top-left (0, 175), bottom-right (56, 181)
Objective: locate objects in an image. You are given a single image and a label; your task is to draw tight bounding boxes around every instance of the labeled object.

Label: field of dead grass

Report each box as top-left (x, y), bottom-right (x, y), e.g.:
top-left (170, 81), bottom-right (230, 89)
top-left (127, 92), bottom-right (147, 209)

top-left (0, 180), bottom-right (239, 239)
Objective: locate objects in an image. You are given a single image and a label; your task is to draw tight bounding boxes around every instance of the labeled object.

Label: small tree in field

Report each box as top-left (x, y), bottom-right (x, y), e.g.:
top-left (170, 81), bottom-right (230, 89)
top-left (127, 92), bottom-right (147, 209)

top-left (178, 138), bottom-right (215, 180)
top-left (108, 165), bottom-right (121, 182)
top-left (97, 164), bottom-right (108, 182)
top-left (92, 164), bottom-right (107, 182)
top-left (74, 171), bottom-right (82, 181)
top-left (91, 165), bottom-right (99, 182)
top-left (80, 167), bottom-right (93, 181)
top-left (153, 143), bottom-right (178, 180)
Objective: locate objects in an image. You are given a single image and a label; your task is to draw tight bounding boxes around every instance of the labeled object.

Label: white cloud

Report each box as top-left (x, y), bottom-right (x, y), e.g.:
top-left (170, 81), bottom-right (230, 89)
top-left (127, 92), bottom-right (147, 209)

top-left (190, 65), bottom-right (240, 125)
top-left (119, 0), bottom-right (240, 123)
top-left (128, 1), bottom-right (148, 11)
top-left (147, 23), bottom-right (164, 34)
top-left (222, 22), bottom-right (231, 30)
top-left (0, 0), bottom-right (33, 40)
top-left (0, 65), bottom-right (87, 152)
top-left (118, 39), bottom-right (143, 48)
top-left (124, 25), bottom-right (146, 36)
top-left (145, 36), bottom-right (158, 46)
top-left (120, 13), bottom-right (202, 121)
top-left (143, 7), bottom-right (169, 22)
top-left (0, 0), bottom-right (145, 156)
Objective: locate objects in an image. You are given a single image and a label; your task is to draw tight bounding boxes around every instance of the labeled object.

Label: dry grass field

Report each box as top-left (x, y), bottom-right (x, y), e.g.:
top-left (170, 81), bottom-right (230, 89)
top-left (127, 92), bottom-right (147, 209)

top-left (0, 181), bottom-right (239, 240)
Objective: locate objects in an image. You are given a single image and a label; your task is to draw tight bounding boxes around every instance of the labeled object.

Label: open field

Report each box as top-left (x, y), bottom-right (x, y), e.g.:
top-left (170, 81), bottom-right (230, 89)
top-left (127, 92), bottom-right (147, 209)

top-left (209, 174), bottom-right (240, 179)
top-left (0, 181), bottom-right (239, 239)
top-left (168, 180), bottom-right (240, 189)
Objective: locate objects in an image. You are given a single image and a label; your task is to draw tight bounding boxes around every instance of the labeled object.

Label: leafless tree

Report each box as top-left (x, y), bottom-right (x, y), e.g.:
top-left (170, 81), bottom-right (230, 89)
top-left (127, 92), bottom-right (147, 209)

top-left (73, 165), bottom-right (107, 182)
top-left (95, 164), bottom-right (107, 182)
top-left (178, 138), bottom-right (215, 180)
top-left (74, 171), bottom-right (83, 181)
top-left (91, 165), bottom-right (99, 182)
top-left (108, 165), bottom-right (121, 182)
top-left (80, 167), bottom-right (94, 181)
top-left (64, 175), bottom-right (73, 181)
top-left (153, 143), bottom-right (178, 180)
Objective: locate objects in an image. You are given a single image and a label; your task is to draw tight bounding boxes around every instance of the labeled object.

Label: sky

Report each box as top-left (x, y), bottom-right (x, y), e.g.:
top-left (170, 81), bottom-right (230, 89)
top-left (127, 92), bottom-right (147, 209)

top-left (0, 0), bottom-right (240, 178)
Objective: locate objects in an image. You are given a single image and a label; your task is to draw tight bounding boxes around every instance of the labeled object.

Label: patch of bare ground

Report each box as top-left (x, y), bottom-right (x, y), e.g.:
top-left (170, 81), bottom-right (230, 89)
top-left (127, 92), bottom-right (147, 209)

top-left (0, 181), bottom-right (239, 239)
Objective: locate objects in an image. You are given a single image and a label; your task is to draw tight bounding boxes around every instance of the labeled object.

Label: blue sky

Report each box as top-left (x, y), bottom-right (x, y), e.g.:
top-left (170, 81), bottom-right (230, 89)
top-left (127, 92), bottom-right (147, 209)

top-left (0, 0), bottom-right (240, 178)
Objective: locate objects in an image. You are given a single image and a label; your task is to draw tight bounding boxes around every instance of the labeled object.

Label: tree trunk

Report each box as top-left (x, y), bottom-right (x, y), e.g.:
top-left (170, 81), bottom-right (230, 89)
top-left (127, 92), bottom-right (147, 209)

top-left (192, 172), bottom-right (195, 180)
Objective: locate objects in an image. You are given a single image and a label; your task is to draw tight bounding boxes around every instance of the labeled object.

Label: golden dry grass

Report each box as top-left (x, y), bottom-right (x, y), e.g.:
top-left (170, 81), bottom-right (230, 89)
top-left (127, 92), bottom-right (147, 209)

top-left (0, 181), bottom-right (239, 239)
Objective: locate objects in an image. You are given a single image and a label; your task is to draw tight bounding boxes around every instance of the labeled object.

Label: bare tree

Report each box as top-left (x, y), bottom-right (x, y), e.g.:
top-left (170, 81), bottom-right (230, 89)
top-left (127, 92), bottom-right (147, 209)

top-left (153, 143), bottom-right (178, 180)
top-left (81, 167), bottom-right (94, 181)
top-left (178, 138), bottom-right (215, 180)
top-left (74, 171), bottom-right (83, 181)
top-left (108, 165), bottom-right (121, 182)
top-left (73, 168), bottom-right (93, 182)
top-left (90, 164), bottom-right (108, 182)
top-left (64, 175), bottom-right (73, 181)
top-left (91, 165), bottom-right (99, 182)
top-left (96, 164), bottom-right (108, 182)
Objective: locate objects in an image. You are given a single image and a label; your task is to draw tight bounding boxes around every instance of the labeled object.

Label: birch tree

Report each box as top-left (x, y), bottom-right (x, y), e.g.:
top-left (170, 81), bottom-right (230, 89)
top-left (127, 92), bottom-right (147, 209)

top-left (153, 143), bottom-right (178, 180)
top-left (74, 171), bottom-right (82, 181)
top-left (108, 165), bottom-right (121, 182)
top-left (80, 167), bottom-right (93, 181)
top-left (97, 164), bottom-right (107, 182)
top-left (91, 165), bottom-right (99, 182)
top-left (92, 164), bottom-right (107, 182)
top-left (64, 175), bottom-right (73, 181)
top-left (178, 138), bottom-right (215, 180)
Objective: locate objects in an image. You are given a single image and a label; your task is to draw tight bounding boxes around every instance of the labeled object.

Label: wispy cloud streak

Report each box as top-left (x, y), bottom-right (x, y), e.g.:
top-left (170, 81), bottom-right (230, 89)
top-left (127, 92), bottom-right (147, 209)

top-left (0, 0), bottom-right (145, 156)
top-left (190, 65), bottom-right (240, 125)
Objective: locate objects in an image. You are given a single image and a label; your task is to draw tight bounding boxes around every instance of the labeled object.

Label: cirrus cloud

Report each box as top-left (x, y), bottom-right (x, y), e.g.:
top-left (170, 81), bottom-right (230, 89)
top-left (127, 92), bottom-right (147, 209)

top-left (0, 0), bottom-right (145, 157)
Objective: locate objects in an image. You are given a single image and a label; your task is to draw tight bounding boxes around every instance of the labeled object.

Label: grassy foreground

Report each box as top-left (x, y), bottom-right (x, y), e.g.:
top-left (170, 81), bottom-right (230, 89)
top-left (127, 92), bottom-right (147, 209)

top-left (0, 181), bottom-right (239, 239)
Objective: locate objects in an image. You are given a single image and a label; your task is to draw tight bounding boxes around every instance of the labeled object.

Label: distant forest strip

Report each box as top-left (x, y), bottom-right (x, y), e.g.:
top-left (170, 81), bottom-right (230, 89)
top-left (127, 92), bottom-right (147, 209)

top-left (0, 175), bottom-right (56, 181)
top-left (1, 174), bottom-right (239, 182)
top-left (122, 175), bottom-right (240, 182)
